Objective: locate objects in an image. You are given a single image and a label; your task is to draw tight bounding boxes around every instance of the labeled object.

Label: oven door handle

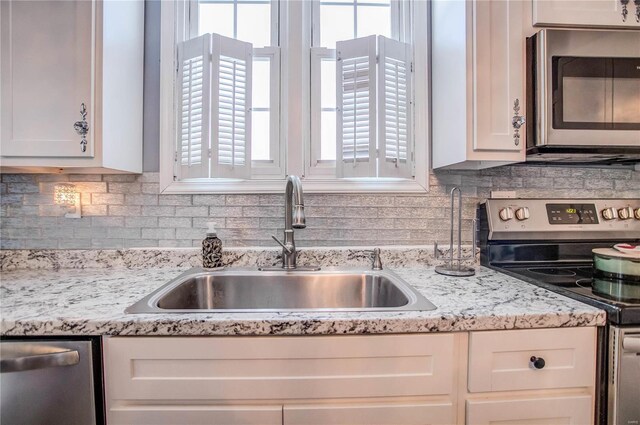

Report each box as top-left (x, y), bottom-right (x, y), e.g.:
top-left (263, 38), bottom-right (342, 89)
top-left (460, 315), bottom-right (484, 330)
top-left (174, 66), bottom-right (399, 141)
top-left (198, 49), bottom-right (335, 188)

top-left (622, 336), bottom-right (640, 353)
top-left (0, 345), bottom-right (80, 373)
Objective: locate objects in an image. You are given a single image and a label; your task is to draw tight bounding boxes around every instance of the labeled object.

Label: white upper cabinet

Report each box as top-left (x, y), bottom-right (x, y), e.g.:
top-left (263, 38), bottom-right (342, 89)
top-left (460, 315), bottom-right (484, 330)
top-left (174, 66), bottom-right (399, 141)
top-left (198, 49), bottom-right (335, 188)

top-left (533, 0), bottom-right (640, 28)
top-left (431, 0), bottom-right (526, 170)
top-left (0, 0), bottom-right (144, 173)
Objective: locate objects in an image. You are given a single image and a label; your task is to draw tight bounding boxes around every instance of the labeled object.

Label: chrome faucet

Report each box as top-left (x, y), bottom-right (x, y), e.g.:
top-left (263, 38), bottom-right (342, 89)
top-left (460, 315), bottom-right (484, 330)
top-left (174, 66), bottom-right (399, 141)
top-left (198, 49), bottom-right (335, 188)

top-left (268, 175), bottom-right (320, 271)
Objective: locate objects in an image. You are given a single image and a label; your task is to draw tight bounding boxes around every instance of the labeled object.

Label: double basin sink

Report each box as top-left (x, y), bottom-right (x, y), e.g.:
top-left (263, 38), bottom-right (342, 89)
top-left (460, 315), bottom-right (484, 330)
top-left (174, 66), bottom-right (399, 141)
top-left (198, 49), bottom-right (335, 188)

top-left (126, 268), bottom-right (436, 313)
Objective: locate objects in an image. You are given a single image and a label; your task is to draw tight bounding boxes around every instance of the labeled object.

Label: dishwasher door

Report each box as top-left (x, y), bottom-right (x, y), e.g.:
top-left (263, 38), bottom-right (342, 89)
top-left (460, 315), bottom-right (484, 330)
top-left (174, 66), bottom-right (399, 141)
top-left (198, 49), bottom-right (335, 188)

top-left (0, 339), bottom-right (98, 425)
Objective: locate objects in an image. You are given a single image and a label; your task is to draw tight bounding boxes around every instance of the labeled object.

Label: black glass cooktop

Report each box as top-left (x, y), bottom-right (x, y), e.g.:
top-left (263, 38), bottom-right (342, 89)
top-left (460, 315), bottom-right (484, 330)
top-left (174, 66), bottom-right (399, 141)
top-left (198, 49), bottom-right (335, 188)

top-left (494, 262), bottom-right (640, 325)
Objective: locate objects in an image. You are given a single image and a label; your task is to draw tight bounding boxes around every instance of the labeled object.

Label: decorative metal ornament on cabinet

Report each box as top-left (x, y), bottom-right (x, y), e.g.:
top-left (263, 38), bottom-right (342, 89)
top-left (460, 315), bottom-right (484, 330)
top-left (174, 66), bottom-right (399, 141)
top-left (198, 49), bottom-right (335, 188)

top-left (621, 0), bottom-right (630, 21)
top-left (512, 99), bottom-right (525, 146)
top-left (74, 103), bottom-right (89, 153)
top-left (634, 0), bottom-right (640, 22)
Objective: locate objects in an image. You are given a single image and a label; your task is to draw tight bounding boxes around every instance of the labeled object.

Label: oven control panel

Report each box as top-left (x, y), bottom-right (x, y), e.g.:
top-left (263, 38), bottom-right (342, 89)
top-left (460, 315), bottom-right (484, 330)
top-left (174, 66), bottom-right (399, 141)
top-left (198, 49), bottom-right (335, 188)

top-left (484, 198), bottom-right (640, 240)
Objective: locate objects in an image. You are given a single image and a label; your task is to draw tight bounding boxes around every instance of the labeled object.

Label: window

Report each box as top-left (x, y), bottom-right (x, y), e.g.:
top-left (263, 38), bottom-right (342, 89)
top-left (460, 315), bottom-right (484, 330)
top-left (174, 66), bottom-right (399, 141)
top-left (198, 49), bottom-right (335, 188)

top-left (159, 0), bottom-right (429, 193)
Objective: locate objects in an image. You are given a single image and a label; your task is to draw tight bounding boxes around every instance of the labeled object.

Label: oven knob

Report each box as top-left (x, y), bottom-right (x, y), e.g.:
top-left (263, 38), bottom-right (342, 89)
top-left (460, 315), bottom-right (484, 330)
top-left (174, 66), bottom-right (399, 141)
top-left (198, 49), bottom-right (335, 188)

top-left (618, 207), bottom-right (633, 220)
top-left (635, 208), bottom-right (640, 220)
top-left (515, 207), bottom-right (530, 221)
top-left (499, 207), bottom-right (514, 221)
top-left (601, 207), bottom-right (617, 221)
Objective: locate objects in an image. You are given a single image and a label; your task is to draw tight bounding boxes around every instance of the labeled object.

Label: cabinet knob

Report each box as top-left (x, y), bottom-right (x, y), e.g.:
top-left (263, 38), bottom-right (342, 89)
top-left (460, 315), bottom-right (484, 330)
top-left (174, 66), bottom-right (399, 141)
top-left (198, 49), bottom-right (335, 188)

top-left (74, 103), bottom-right (89, 153)
top-left (530, 356), bottom-right (546, 370)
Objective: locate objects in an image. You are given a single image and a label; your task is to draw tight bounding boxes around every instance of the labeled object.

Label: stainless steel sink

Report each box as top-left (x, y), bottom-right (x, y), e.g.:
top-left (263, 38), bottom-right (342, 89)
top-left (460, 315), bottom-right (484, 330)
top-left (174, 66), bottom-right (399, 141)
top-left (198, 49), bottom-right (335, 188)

top-left (125, 268), bottom-right (436, 313)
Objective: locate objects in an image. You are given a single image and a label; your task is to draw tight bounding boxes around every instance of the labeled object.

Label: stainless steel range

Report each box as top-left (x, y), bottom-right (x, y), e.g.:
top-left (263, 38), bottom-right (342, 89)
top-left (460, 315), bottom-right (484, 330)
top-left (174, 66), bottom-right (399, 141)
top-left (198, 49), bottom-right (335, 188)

top-left (478, 198), bottom-right (640, 425)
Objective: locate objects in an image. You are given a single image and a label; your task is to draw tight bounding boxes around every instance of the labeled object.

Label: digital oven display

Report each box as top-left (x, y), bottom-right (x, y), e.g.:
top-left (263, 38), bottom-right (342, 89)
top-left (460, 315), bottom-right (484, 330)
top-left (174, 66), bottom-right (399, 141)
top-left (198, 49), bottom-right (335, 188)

top-left (546, 203), bottom-right (599, 225)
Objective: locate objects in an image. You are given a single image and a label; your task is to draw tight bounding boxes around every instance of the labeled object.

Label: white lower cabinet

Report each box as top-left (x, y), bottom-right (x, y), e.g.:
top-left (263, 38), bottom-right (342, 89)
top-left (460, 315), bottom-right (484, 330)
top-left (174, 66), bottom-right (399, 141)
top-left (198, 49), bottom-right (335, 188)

top-left (104, 334), bottom-right (456, 425)
top-left (103, 328), bottom-right (597, 425)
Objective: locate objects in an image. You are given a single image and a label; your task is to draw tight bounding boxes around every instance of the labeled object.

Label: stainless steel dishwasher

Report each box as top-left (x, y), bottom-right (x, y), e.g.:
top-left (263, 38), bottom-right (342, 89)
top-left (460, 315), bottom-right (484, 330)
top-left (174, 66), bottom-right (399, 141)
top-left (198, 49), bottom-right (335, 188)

top-left (0, 338), bottom-right (103, 425)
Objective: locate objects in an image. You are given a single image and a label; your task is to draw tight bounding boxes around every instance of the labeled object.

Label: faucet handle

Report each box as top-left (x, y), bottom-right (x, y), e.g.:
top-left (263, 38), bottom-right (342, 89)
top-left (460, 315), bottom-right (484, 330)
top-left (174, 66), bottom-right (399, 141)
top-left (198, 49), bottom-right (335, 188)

top-left (271, 235), bottom-right (293, 254)
top-left (365, 248), bottom-right (383, 271)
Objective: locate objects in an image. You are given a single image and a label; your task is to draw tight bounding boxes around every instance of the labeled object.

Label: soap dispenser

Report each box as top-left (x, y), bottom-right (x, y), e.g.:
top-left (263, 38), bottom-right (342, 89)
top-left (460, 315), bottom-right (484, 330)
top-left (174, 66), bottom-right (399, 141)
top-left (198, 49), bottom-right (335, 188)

top-left (202, 222), bottom-right (224, 269)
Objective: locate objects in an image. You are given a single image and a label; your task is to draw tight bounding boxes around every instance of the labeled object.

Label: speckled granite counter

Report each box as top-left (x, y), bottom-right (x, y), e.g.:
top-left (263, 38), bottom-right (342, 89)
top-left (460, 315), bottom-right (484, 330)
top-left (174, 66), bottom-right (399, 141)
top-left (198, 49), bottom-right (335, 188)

top-left (0, 265), bottom-right (605, 336)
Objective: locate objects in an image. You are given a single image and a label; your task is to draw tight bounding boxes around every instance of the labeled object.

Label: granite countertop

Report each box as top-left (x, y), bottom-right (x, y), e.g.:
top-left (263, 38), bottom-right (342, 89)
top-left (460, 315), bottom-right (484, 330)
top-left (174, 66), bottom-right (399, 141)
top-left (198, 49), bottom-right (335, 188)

top-left (0, 264), bottom-right (606, 336)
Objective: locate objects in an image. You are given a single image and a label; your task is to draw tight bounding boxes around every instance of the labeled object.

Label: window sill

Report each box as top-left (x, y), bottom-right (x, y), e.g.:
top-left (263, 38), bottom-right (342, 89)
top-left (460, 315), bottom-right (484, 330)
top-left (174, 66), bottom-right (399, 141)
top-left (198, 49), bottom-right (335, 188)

top-left (160, 177), bottom-right (428, 194)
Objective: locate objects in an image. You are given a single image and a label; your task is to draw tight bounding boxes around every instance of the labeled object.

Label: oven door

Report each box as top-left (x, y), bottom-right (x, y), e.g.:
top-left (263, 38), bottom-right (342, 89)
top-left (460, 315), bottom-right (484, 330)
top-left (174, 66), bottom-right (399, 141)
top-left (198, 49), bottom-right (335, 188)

top-left (609, 326), bottom-right (640, 425)
top-left (534, 29), bottom-right (640, 148)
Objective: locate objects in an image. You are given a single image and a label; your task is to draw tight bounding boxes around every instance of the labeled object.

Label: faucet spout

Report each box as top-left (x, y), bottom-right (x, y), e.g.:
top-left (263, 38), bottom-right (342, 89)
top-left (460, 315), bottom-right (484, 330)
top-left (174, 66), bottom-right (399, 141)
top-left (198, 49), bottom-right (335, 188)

top-left (286, 175), bottom-right (306, 230)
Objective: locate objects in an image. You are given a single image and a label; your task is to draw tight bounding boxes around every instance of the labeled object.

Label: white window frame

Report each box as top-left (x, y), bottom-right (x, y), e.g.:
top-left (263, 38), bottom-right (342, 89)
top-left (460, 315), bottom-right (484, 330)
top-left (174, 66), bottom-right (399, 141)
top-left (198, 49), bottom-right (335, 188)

top-left (159, 0), bottom-right (429, 194)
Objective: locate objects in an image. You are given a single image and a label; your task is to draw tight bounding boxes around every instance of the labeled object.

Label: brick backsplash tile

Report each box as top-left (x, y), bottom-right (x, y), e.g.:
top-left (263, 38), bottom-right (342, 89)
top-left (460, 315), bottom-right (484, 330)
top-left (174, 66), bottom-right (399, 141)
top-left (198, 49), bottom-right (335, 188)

top-left (209, 206), bottom-right (243, 217)
top-left (74, 227), bottom-right (108, 239)
top-left (125, 194), bottom-right (159, 205)
top-left (158, 217), bottom-right (192, 228)
top-left (140, 206), bottom-right (174, 216)
top-left (2, 174), bottom-right (36, 183)
top-left (125, 239), bottom-right (158, 248)
top-left (91, 217), bottom-right (125, 227)
top-left (92, 193), bottom-right (125, 205)
top-left (176, 206), bottom-right (209, 217)
top-left (193, 195), bottom-right (225, 206)
top-left (126, 216), bottom-right (159, 228)
top-left (159, 239), bottom-right (194, 247)
top-left (92, 239), bottom-right (126, 249)
top-left (226, 195), bottom-right (260, 206)
top-left (109, 205), bottom-right (141, 216)
top-left (160, 195), bottom-right (193, 206)
top-left (141, 228), bottom-right (175, 239)
top-left (108, 182), bottom-right (141, 194)
top-left (7, 183), bottom-right (39, 194)
top-left (108, 227), bottom-right (141, 239)
top-left (82, 205), bottom-right (108, 216)
top-left (1, 166), bottom-right (637, 249)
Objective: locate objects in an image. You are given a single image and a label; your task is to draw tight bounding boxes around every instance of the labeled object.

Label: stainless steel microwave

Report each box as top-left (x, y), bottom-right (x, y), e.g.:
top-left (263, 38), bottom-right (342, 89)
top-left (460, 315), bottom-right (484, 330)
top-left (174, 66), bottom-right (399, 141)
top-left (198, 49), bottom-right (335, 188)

top-left (526, 29), bottom-right (640, 164)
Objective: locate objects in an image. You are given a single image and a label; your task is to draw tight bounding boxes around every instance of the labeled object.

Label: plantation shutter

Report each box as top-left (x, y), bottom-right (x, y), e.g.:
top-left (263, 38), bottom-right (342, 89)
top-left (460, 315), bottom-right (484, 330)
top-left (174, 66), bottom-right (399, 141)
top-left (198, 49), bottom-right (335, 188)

top-left (210, 34), bottom-right (253, 179)
top-left (177, 34), bottom-right (211, 179)
top-left (378, 36), bottom-right (412, 178)
top-left (335, 35), bottom-right (377, 178)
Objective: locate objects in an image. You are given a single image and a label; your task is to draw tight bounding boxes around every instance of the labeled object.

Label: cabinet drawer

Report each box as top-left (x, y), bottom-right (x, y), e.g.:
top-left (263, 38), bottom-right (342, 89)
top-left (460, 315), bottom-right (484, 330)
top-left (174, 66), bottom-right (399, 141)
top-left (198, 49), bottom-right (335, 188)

top-left (105, 334), bottom-right (455, 402)
top-left (466, 395), bottom-right (592, 424)
top-left (107, 404), bottom-right (282, 425)
top-left (468, 327), bottom-right (596, 392)
top-left (284, 400), bottom-right (454, 425)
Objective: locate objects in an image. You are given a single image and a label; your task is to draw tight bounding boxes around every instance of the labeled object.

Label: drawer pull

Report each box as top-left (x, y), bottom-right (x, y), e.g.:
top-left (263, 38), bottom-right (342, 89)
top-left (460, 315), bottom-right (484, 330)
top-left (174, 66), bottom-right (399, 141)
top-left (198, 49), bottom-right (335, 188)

top-left (530, 356), bottom-right (546, 370)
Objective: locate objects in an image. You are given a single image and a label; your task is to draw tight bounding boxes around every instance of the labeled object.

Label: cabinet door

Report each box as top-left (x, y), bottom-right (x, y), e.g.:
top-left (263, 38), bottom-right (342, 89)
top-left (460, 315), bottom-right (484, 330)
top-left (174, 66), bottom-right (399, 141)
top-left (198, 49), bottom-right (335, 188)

top-left (472, 0), bottom-right (525, 153)
top-left (1, 0), bottom-right (94, 158)
top-left (466, 395), bottom-right (592, 424)
top-left (284, 401), bottom-right (454, 425)
top-left (533, 0), bottom-right (639, 28)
